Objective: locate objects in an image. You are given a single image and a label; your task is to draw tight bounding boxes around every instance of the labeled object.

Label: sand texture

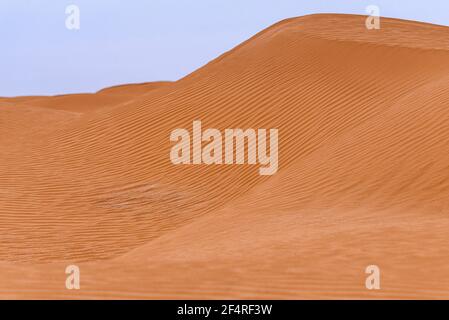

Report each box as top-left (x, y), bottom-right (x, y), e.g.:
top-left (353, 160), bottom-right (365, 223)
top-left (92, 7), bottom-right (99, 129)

top-left (1, 14), bottom-right (449, 299)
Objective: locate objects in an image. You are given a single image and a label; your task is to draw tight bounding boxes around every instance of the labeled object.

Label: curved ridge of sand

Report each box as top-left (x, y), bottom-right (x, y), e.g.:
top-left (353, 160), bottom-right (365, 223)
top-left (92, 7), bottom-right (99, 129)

top-left (1, 14), bottom-right (449, 299)
top-left (0, 81), bottom-right (172, 113)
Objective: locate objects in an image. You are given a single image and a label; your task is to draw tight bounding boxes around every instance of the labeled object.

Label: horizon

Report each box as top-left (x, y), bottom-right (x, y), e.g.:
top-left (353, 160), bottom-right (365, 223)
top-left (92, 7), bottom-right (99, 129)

top-left (2, 0), bottom-right (449, 97)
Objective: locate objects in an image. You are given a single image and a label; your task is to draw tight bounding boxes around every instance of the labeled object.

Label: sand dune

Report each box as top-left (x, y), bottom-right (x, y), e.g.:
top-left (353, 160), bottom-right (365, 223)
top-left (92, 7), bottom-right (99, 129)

top-left (1, 14), bottom-right (449, 299)
top-left (0, 81), bottom-right (172, 113)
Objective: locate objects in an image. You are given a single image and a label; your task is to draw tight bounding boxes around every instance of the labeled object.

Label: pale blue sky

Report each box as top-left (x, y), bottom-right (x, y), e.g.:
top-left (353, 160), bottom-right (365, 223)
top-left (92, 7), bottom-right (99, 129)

top-left (1, 0), bottom-right (448, 96)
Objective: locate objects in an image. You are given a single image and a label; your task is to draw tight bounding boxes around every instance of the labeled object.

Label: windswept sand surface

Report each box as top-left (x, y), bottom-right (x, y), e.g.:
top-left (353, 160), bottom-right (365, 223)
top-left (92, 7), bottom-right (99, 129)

top-left (2, 14), bottom-right (449, 299)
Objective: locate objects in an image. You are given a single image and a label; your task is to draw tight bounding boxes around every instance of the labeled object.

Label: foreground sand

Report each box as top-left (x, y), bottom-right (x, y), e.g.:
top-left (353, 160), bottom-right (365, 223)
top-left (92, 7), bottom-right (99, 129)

top-left (2, 14), bottom-right (449, 299)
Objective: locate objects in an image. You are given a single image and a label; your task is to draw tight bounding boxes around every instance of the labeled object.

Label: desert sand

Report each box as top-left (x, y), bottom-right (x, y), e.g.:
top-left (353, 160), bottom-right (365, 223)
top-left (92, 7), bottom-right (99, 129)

top-left (2, 14), bottom-right (449, 299)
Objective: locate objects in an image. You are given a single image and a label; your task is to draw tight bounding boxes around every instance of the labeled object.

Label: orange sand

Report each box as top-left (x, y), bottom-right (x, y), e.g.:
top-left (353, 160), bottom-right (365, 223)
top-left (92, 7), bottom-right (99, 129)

top-left (1, 14), bottom-right (449, 299)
